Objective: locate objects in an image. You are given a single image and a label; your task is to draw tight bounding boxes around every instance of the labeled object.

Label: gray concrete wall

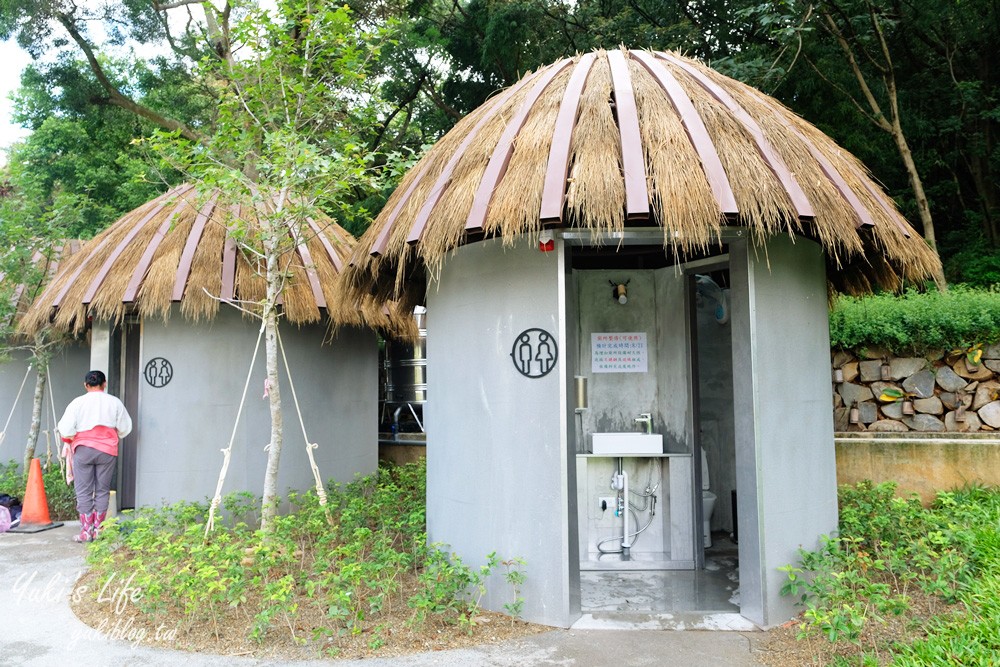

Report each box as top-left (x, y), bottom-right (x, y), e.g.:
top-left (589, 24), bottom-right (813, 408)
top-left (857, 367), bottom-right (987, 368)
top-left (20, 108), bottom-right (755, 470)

top-left (653, 269), bottom-right (693, 454)
top-left (730, 234), bottom-right (838, 627)
top-left (0, 343), bottom-right (90, 470)
top-left (575, 271), bottom-right (661, 437)
top-left (134, 308), bottom-right (377, 507)
top-left (694, 282), bottom-right (736, 533)
top-left (426, 236), bottom-right (577, 628)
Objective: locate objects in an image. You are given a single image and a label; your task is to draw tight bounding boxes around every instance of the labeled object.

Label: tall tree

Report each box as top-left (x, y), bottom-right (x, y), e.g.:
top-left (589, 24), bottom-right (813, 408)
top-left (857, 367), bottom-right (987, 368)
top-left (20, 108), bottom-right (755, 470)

top-left (740, 0), bottom-right (1000, 289)
top-left (0, 169), bottom-right (73, 472)
top-left (4, 0), bottom-right (395, 530)
top-left (813, 0), bottom-right (946, 289)
top-left (148, 0), bottom-right (389, 530)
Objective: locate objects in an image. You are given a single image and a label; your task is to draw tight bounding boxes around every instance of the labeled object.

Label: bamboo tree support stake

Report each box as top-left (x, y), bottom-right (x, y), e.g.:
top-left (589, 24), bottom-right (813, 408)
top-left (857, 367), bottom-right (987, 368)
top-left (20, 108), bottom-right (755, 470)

top-left (0, 364), bottom-right (32, 451)
top-left (205, 318), bottom-right (267, 537)
top-left (47, 366), bottom-right (63, 476)
top-left (275, 325), bottom-right (333, 526)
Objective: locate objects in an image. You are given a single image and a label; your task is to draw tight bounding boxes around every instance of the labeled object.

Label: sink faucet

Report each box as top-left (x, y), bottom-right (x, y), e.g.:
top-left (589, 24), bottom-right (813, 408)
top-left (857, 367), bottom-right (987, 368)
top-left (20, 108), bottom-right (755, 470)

top-left (634, 413), bottom-right (652, 434)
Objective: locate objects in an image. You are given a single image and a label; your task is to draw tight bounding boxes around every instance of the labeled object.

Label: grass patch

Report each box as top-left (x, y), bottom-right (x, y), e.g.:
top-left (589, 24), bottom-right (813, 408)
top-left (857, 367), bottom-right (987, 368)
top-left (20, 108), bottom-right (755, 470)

top-left (78, 459), bottom-right (534, 659)
top-left (776, 481), bottom-right (1000, 665)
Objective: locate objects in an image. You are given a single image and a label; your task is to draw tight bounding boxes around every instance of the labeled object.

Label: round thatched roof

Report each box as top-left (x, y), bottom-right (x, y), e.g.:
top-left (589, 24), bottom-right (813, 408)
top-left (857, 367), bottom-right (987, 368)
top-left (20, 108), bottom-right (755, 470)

top-left (343, 48), bottom-right (940, 300)
top-left (18, 184), bottom-right (404, 337)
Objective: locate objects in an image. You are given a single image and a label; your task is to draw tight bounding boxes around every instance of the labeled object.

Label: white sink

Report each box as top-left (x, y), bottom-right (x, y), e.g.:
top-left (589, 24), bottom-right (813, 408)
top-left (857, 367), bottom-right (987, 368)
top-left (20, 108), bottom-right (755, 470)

top-left (591, 432), bottom-right (663, 456)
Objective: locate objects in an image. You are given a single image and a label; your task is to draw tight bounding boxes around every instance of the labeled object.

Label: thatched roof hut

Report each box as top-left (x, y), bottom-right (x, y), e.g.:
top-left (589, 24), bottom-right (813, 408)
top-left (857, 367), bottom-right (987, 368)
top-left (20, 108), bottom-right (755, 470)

top-left (18, 184), bottom-right (403, 337)
top-left (343, 48), bottom-right (940, 301)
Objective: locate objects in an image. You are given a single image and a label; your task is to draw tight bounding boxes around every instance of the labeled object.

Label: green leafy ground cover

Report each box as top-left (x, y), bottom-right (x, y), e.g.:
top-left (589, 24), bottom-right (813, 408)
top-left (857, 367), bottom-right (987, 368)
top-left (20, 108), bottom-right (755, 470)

top-left (0, 458), bottom-right (76, 520)
top-left (73, 460), bottom-right (539, 659)
top-left (829, 288), bottom-right (1000, 356)
top-left (768, 482), bottom-right (1000, 666)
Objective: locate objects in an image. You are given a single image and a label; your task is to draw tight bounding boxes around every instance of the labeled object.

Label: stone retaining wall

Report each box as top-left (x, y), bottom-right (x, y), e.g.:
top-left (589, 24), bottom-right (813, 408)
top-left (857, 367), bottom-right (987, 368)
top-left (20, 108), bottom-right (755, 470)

top-left (832, 343), bottom-right (1000, 432)
top-left (836, 433), bottom-right (1000, 503)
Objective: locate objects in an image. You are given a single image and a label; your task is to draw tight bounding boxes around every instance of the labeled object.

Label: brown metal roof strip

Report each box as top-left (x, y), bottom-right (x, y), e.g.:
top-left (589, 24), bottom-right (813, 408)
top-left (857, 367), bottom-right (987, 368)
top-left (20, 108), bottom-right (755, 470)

top-left (404, 72), bottom-right (539, 246)
top-left (287, 221), bottom-right (327, 309)
top-left (221, 241), bottom-right (238, 301)
top-left (82, 184), bottom-right (196, 305)
top-left (540, 53), bottom-right (597, 224)
top-left (50, 235), bottom-right (100, 309)
top-left (329, 224), bottom-right (353, 252)
top-left (123, 190), bottom-right (196, 302)
top-left (465, 58), bottom-right (574, 233)
top-left (50, 235), bottom-right (111, 309)
top-left (306, 217), bottom-right (344, 273)
top-left (778, 121), bottom-right (875, 230)
top-left (45, 247), bottom-right (60, 281)
top-left (728, 84), bottom-right (878, 230)
top-left (608, 50), bottom-right (650, 221)
top-left (843, 163), bottom-right (913, 237)
top-left (219, 204), bottom-right (240, 301)
top-left (8, 249), bottom-right (46, 309)
top-left (172, 191), bottom-right (221, 301)
top-left (629, 51), bottom-right (738, 216)
top-left (658, 52), bottom-right (815, 220)
top-left (366, 159), bottom-right (436, 259)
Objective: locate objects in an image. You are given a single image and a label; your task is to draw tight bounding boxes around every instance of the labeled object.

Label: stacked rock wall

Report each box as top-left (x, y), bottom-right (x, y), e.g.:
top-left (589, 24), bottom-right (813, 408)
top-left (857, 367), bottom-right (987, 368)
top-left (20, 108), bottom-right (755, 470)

top-left (833, 343), bottom-right (1000, 432)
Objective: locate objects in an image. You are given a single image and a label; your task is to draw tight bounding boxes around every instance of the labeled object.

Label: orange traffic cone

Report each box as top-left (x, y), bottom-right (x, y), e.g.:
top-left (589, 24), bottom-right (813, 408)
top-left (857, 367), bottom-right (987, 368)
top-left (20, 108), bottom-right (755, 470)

top-left (8, 458), bottom-right (64, 533)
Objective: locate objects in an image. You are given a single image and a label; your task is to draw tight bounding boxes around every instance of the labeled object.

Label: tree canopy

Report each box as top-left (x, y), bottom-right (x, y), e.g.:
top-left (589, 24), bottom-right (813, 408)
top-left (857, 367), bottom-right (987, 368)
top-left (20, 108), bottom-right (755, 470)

top-left (1, 0), bottom-right (998, 286)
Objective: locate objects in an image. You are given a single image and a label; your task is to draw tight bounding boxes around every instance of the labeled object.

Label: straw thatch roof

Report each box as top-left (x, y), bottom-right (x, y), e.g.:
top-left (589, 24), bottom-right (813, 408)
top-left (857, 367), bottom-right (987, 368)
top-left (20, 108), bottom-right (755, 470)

top-left (17, 184), bottom-right (408, 337)
top-left (1, 241), bottom-right (86, 333)
top-left (342, 48), bottom-right (941, 302)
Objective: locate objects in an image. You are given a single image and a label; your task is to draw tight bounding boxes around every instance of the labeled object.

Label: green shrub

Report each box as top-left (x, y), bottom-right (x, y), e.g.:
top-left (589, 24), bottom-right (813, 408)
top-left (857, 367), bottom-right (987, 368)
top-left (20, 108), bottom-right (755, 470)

top-left (0, 457), bottom-right (77, 520)
top-left (829, 287), bottom-right (1000, 355)
top-left (781, 481), bottom-right (1000, 664)
top-left (84, 459), bottom-right (525, 653)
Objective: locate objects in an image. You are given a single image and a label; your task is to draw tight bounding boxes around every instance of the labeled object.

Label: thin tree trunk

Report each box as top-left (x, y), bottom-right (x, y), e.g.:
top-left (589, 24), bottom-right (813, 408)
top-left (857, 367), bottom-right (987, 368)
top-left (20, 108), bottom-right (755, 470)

top-left (259, 224), bottom-right (284, 533)
top-left (889, 116), bottom-right (948, 290)
top-left (23, 355), bottom-right (47, 472)
top-left (821, 3), bottom-right (948, 290)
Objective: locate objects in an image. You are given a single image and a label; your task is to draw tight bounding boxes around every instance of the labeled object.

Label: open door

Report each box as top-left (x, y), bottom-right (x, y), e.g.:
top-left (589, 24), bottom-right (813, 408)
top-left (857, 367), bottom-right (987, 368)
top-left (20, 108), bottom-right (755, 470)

top-left (109, 318), bottom-right (141, 510)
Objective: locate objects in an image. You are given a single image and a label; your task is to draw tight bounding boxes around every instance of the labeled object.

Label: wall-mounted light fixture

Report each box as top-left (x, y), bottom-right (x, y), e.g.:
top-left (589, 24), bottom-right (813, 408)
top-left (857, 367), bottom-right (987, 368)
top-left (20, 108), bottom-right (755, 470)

top-left (880, 360), bottom-right (891, 381)
top-left (610, 279), bottom-right (629, 305)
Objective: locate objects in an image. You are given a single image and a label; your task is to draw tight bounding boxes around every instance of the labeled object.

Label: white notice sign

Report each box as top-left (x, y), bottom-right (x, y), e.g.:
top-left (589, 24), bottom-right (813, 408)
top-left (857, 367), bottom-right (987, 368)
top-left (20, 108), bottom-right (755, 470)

top-left (591, 332), bottom-right (648, 373)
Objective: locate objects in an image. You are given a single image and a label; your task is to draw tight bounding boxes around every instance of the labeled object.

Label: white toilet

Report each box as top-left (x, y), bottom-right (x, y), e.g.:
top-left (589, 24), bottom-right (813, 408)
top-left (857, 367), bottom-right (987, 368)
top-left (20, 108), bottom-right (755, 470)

top-left (701, 449), bottom-right (717, 548)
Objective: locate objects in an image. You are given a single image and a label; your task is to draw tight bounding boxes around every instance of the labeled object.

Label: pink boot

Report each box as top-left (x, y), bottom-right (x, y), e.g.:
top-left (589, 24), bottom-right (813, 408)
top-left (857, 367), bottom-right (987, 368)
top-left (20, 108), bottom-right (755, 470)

top-left (91, 512), bottom-right (106, 540)
top-left (73, 513), bottom-right (93, 543)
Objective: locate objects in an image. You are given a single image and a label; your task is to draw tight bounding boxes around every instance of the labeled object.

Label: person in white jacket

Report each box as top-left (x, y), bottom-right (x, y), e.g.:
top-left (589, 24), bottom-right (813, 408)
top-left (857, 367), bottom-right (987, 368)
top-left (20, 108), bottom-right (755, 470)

top-left (58, 370), bottom-right (132, 542)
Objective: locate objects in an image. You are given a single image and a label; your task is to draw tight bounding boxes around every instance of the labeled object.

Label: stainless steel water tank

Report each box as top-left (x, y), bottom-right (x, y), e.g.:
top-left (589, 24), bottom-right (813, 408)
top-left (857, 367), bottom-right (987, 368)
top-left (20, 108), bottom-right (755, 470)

top-left (384, 310), bottom-right (427, 404)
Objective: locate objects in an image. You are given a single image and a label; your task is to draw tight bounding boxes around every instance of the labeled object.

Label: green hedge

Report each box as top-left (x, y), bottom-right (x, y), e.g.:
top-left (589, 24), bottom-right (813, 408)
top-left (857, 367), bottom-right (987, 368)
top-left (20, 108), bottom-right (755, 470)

top-left (829, 287), bottom-right (1000, 355)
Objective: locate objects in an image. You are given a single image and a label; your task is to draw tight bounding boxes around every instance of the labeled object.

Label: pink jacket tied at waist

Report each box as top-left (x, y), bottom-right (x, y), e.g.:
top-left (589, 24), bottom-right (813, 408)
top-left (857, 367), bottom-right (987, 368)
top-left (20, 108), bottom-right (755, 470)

top-left (58, 390), bottom-right (132, 458)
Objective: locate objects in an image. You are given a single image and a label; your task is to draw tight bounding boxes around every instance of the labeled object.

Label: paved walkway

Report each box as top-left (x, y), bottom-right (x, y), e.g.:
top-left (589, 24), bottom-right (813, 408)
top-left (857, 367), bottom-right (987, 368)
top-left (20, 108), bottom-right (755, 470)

top-left (1, 523), bottom-right (765, 666)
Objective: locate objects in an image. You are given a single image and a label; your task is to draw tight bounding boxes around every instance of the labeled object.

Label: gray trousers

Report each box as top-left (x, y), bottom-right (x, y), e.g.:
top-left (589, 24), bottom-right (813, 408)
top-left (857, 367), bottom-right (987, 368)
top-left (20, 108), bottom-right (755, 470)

top-left (73, 445), bottom-right (116, 514)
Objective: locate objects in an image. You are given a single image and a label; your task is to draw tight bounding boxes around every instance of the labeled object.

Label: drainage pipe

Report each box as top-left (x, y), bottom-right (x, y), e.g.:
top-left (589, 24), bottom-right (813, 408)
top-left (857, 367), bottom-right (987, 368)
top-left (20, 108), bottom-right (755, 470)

top-left (621, 468), bottom-right (631, 558)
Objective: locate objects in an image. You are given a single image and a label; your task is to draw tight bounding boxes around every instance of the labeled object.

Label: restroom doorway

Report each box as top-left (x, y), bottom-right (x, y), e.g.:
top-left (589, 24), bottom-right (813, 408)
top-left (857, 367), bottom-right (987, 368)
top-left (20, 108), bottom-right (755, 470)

top-left (688, 264), bottom-right (741, 615)
top-left (109, 318), bottom-right (140, 510)
top-left (571, 241), bottom-right (744, 623)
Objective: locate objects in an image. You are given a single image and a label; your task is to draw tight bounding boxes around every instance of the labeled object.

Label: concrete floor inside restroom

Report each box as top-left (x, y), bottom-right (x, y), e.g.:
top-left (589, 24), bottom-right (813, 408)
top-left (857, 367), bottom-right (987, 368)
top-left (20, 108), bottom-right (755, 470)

top-left (574, 534), bottom-right (755, 631)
